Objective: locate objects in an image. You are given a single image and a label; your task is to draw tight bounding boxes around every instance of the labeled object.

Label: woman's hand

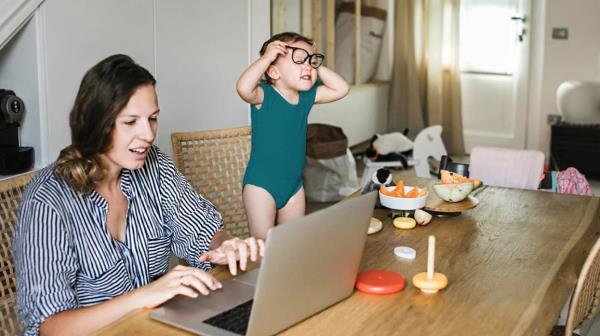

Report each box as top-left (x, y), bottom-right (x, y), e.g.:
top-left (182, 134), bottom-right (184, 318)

top-left (135, 265), bottom-right (222, 308)
top-left (200, 237), bottom-right (266, 276)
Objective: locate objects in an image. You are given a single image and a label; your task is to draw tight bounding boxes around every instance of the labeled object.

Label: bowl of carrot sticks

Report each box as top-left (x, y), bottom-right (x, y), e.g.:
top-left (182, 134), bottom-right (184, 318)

top-left (378, 181), bottom-right (428, 210)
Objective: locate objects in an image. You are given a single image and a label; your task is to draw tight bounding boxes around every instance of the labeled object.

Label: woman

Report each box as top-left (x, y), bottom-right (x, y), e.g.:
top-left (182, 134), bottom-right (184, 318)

top-left (13, 54), bottom-right (264, 335)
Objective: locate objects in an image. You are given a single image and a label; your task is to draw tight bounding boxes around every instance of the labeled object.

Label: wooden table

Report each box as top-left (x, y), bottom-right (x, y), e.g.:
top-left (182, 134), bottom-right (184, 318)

top-left (94, 179), bottom-right (600, 335)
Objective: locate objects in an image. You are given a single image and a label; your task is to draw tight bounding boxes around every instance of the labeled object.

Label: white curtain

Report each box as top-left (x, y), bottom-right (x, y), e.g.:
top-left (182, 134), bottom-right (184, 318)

top-left (388, 0), bottom-right (465, 155)
top-left (0, 0), bottom-right (45, 50)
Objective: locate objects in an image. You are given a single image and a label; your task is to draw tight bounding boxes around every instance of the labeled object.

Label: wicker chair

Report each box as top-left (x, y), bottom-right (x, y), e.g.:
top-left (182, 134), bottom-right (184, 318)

top-left (0, 171), bottom-right (36, 336)
top-left (564, 236), bottom-right (600, 335)
top-left (171, 126), bottom-right (251, 238)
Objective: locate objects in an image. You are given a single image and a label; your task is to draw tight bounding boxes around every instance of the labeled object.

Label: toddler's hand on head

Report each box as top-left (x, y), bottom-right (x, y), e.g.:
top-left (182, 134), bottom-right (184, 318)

top-left (262, 40), bottom-right (288, 63)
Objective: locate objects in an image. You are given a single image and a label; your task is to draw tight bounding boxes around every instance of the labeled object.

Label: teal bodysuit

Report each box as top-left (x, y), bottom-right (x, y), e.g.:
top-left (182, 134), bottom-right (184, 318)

top-left (243, 82), bottom-right (318, 209)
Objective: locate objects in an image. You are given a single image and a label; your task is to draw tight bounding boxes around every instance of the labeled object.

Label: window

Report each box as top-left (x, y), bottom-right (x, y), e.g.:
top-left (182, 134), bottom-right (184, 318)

top-left (460, 0), bottom-right (522, 75)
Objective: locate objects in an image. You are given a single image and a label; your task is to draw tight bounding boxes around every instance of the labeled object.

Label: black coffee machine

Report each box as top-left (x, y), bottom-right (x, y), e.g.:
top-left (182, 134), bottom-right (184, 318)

top-left (0, 89), bottom-right (34, 174)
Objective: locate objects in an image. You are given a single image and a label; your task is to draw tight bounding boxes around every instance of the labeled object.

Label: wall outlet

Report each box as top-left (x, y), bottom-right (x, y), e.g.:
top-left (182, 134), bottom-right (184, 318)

top-left (552, 28), bottom-right (568, 40)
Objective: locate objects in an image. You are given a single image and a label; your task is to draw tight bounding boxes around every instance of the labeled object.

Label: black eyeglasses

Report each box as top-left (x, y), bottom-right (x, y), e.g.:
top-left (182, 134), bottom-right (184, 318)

top-left (285, 46), bottom-right (325, 69)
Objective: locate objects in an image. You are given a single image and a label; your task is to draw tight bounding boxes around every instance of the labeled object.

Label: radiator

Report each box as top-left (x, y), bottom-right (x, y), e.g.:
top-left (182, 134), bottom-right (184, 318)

top-left (550, 122), bottom-right (600, 177)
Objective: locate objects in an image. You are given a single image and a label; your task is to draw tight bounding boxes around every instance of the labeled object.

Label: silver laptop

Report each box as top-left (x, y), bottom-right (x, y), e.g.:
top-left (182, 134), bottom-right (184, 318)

top-left (150, 192), bottom-right (377, 336)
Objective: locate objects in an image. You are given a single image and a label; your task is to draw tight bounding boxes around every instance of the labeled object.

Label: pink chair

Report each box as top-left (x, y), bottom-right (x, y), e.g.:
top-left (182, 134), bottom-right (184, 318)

top-left (469, 146), bottom-right (545, 190)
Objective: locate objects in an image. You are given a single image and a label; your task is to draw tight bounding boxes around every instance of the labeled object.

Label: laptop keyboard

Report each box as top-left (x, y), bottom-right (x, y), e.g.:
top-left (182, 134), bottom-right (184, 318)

top-left (203, 299), bottom-right (254, 335)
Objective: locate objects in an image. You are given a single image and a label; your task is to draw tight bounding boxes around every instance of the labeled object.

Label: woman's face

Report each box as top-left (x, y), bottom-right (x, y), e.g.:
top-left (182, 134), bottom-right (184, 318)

top-left (102, 84), bottom-right (159, 172)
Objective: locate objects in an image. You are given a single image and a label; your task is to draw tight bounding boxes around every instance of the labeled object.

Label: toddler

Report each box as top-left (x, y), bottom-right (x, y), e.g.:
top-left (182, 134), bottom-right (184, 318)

top-left (236, 32), bottom-right (350, 239)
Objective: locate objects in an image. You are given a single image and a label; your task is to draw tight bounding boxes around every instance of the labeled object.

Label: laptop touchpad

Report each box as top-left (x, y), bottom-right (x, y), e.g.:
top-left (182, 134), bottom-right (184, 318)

top-left (152, 278), bottom-right (256, 326)
top-left (233, 268), bottom-right (260, 286)
top-left (190, 280), bottom-right (254, 310)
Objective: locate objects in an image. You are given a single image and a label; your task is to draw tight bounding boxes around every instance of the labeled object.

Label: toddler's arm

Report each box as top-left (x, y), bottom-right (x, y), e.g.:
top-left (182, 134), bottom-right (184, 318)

top-left (236, 40), bottom-right (287, 105)
top-left (315, 66), bottom-right (350, 104)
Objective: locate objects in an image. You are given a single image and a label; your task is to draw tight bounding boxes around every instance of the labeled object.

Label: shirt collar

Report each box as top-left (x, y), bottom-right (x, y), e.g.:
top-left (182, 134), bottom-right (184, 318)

top-left (120, 169), bottom-right (135, 198)
top-left (87, 169), bottom-right (136, 209)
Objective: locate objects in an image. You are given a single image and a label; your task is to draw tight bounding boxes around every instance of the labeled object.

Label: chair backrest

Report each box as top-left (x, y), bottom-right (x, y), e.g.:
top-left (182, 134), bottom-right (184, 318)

top-left (0, 171), bottom-right (36, 336)
top-left (469, 146), bottom-right (544, 190)
top-left (171, 127), bottom-right (251, 238)
top-left (412, 125), bottom-right (447, 178)
top-left (438, 155), bottom-right (470, 178)
top-left (566, 236), bottom-right (600, 335)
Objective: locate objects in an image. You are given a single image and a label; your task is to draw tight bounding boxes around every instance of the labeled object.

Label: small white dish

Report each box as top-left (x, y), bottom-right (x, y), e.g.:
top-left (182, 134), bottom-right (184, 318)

top-left (394, 246), bottom-right (416, 260)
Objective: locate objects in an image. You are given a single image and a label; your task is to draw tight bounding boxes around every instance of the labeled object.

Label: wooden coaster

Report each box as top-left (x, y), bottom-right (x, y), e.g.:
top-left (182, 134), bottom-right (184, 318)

top-left (368, 217), bottom-right (383, 235)
top-left (424, 195), bottom-right (479, 213)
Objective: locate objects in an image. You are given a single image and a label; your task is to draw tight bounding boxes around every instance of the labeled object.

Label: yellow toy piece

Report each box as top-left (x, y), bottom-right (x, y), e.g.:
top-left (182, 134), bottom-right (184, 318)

top-left (413, 235), bottom-right (448, 294)
top-left (412, 272), bottom-right (448, 294)
top-left (368, 217), bottom-right (383, 234)
top-left (393, 217), bottom-right (416, 229)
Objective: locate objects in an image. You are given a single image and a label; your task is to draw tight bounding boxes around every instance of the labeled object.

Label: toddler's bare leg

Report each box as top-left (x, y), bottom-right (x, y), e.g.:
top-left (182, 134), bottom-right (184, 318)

top-left (277, 187), bottom-right (305, 225)
top-left (243, 184), bottom-right (277, 240)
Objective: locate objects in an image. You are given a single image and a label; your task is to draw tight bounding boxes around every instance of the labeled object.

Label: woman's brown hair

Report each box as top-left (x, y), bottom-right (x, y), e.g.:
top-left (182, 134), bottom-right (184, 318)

top-left (259, 32), bottom-right (315, 84)
top-left (53, 54), bottom-right (156, 194)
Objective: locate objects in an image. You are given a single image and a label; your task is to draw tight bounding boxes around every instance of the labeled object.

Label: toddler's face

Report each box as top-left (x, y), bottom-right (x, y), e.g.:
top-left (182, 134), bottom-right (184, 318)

top-left (273, 40), bottom-right (318, 91)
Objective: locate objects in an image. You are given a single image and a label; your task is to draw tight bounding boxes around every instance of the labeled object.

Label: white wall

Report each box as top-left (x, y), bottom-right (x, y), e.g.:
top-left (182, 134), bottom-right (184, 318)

top-left (154, 0), bottom-right (267, 153)
top-left (309, 83), bottom-right (389, 145)
top-left (42, 0), bottom-right (157, 162)
top-left (0, 0), bottom-right (269, 171)
top-left (527, 0), bottom-right (600, 155)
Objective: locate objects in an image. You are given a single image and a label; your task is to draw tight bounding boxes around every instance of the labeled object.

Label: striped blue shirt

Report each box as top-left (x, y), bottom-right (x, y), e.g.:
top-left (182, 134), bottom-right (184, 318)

top-left (13, 146), bottom-right (223, 335)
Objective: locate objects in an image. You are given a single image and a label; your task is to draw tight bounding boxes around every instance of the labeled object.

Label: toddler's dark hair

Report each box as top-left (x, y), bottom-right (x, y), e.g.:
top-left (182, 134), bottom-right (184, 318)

top-left (259, 32), bottom-right (315, 84)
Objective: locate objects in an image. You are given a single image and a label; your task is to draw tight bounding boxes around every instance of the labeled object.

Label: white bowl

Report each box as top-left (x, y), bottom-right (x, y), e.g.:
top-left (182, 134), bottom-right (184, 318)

top-left (378, 186), bottom-right (428, 210)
